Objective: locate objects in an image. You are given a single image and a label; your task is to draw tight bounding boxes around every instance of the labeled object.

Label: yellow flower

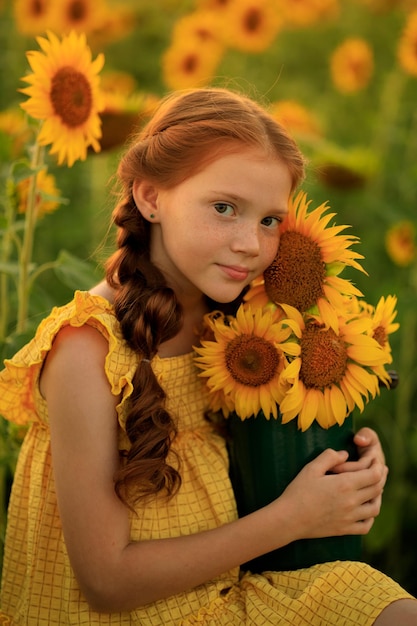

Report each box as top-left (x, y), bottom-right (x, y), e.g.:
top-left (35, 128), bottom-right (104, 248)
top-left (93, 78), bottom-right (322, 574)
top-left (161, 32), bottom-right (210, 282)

top-left (330, 38), bottom-right (374, 93)
top-left (269, 100), bottom-right (322, 138)
top-left (194, 305), bottom-right (299, 420)
top-left (45, 0), bottom-right (108, 35)
top-left (172, 11), bottom-right (225, 53)
top-left (398, 10), bottom-right (417, 76)
top-left (0, 108), bottom-right (31, 157)
top-left (274, 0), bottom-right (339, 27)
top-left (245, 192), bottom-right (366, 330)
top-left (17, 168), bottom-right (61, 217)
top-left (278, 304), bottom-right (389, 430)
top-left (385, 220), bottom-right (416, 267)
top-left (161, 38), bottom-right (223, 91)
top-left (20, 30), bottom-right (105, 167)
top-left (13, 0), bottom-right (52, 35)
top-left (222, 0), bottom-right (282, 53)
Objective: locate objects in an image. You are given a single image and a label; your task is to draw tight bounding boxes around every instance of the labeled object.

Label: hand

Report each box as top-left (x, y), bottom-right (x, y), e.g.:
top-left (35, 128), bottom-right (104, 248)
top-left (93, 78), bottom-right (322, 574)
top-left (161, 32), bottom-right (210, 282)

top-left (331, 427), bottom-right (388, 519)
top-left (278, 448), bottom-right (384, 541)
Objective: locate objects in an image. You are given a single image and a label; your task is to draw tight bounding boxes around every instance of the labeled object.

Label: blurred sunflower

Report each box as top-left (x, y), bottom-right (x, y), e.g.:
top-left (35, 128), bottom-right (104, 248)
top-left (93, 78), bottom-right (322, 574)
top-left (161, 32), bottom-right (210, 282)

top-left (172, 11), bottom-right (225, 52)
top-left (274, 0), bottom-right (339, 27)
top-left (196, 0), bottom-right (235, 10)
top-left (17, 168), bottom-right (61, 217)
top-left (245, 191), bottom-right (366, 330)
top-left (385, 220), bottom-right (416, 266)
top-left (20, 30), bottom-right (105, 167)
top-left (46, 0), bottom-right (108, 35)
top-left (269, 100), bottom-right (322, 138)
top-left (278, 304), bottom-right (389, 430)
top-left (162, 38), bottom-right (223, 90)
top-left (222, 0), bottom-right (282, 53)
top-left (368, 296), bottom-right (399, 385)
top-left (330, 38), bottom-right (374, 93)
top-left (194, 305), bottom-right (299, 420)
top-left (13, 0), bottom-right (51, 35)
top-left (0, 108), bottom-right (31, 157)
top-left (398, 11), bottom-right (417, 76)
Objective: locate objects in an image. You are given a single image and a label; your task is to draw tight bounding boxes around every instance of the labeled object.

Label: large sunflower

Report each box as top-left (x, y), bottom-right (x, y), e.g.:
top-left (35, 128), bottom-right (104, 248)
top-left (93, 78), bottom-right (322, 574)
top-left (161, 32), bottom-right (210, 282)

top-left (278, 304), bottom-right (389, 430)
top-left (194, 305), bottom-right (299, 420)
top-left (20, 30), bottom-right (105, 167)
top-left (245, 191), bottom-right (366, 330)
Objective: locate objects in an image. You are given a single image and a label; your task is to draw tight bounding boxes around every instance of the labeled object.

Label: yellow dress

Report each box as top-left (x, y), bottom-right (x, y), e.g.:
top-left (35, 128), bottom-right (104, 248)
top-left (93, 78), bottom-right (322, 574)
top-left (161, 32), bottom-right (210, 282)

top-left (0, 292), bottom-right (412, 625)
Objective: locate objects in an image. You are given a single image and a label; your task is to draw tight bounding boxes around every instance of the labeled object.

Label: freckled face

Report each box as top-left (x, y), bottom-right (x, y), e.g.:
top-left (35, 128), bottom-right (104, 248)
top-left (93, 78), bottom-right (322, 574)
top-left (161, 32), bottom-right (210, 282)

top-left (145, 146), bottom-right (292, 303)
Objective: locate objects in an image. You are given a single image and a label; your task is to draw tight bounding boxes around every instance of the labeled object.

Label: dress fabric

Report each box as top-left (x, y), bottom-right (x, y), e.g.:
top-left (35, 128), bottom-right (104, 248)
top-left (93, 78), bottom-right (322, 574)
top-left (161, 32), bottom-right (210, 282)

top-left (0, 291), bottom-right (412, 625)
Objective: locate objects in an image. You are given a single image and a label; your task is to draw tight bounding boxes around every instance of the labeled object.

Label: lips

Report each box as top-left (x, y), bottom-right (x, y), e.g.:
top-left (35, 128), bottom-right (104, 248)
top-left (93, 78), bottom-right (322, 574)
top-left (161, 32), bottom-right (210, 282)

top-left (219, 264), bottom-right (250, 281)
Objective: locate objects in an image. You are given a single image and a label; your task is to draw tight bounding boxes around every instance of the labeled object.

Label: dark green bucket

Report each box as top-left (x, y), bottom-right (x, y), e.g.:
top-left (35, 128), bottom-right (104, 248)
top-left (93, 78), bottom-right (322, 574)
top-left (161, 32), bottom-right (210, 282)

top-left (227, 412), bottom-right (362, 573)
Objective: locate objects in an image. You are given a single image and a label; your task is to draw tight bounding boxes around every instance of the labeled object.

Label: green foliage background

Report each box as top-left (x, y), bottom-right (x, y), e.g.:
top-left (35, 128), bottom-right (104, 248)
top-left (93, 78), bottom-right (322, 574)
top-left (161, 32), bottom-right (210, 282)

top-left (0, 0), bottom-right (417, 598)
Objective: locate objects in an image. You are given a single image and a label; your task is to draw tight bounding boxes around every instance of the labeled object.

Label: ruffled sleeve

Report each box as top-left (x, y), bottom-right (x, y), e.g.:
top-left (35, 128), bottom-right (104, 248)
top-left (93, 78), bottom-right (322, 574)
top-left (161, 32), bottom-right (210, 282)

top-left (0, 291), bottom-right (138, 428)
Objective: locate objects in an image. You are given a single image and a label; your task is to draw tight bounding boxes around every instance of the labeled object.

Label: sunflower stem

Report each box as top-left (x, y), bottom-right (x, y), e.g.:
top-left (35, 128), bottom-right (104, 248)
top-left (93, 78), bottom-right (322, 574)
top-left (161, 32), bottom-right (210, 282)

top-left (16, 141), bottom-right (44, 335)
top-left (0, 180), bottom-right (18, 342)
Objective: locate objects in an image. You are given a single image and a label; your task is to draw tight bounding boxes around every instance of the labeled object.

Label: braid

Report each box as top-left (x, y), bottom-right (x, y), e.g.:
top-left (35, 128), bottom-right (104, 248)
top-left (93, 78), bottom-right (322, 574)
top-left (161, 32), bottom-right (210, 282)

top-left (106, 197), bottom-right (182, 505)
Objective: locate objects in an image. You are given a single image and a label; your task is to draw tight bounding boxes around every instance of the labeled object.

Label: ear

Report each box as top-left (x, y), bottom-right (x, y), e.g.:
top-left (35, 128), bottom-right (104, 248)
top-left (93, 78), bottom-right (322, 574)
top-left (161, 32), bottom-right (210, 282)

top-left (132, 179), bottom-right (160, 222)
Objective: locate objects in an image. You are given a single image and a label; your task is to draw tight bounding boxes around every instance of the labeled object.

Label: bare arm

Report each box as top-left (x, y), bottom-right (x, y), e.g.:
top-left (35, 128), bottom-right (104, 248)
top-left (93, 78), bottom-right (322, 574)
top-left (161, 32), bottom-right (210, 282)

top-left (41, 325), bottom-right (385, 613)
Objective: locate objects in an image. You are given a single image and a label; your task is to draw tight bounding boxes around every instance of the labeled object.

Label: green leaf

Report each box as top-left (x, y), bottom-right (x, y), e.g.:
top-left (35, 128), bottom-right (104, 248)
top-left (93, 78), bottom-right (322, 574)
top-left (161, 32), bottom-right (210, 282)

top-left (53, 250), bottom-right (101, 291)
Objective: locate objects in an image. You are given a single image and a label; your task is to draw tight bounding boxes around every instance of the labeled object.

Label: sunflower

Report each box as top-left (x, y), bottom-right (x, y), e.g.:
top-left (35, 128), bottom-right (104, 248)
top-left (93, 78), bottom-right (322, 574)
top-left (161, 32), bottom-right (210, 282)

top-left (161, 38), bottom-right (223, 91)
top-left (278, 304), bottom-right (389, 430)
top-left (330, 38), bottom-right (374, 94)
top-left (269, 100), bottom-right (322, 138)
top-left (17, 168), bottom-right (61, 217)
top-left (274, 0), bottom-right (339, 27)
top-left (222, 0), bottom-right (282, 53)
top-left (20, 30), bottom-right (105, 167)
top-left (385, 220), bottom-right (416, 266)
top-left (245, 191), bottom-right (366, 330)
top-left (13, 0), bottom-right (52, 36)
top-left (398, 11), bottom-right (417, 76)
top-left (172, 11), bottom-right (225, 53)
top-left (44, 0), bottom-right (107, 34)
top-left (194, 305), bottom-right (299, 420)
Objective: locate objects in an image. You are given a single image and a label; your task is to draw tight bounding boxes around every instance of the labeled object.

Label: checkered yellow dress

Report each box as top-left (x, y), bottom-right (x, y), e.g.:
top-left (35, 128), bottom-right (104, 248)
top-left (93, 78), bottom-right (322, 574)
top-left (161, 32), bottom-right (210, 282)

top-left (0, 292), bottom-right (412, 625)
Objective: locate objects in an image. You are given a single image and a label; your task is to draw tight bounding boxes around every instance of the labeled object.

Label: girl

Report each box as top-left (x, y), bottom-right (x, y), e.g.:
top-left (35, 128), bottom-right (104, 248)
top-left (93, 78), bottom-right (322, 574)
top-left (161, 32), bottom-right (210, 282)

top-left (0, 87), bottom-right (416, 625)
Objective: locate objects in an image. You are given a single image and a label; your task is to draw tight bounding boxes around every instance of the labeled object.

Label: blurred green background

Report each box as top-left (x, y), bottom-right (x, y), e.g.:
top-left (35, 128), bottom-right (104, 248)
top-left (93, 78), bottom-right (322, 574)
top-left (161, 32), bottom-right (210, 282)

top-left (0, 0), bottom-right (416, 597)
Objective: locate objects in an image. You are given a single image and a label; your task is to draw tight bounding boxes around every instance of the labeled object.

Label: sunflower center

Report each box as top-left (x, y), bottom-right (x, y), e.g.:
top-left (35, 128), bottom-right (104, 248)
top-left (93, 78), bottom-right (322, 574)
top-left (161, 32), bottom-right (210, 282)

top-left (50, 66), bottom-right (92, 128)
top-left (31, 0), bottom-right (46, 17)
top-left (182, 54), bottom-right (198, 74)
top-left (244, 9), bottom-right (261, 32)
top-left (67, 0), bottom-right (87, 22)
top-left (225, 334), bottom-right (280, 386)
top-left (300, 323), bottom-right (348, 388)
top-left (373, 325), bottom-right (387, 347)
top-left (264, 230), bottom-right (326, 311)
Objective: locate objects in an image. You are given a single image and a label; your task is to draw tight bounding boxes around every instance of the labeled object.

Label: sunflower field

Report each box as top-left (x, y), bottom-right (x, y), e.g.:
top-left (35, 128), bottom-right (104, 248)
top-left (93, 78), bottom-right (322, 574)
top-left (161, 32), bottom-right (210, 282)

top-left (1, 0), bottom-right (417, 597)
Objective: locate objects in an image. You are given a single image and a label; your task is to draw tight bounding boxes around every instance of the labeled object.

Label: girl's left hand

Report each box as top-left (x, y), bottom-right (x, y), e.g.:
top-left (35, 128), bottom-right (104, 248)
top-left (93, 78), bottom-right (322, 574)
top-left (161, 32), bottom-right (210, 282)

top-left (331, 427), bottom-right (388, 515)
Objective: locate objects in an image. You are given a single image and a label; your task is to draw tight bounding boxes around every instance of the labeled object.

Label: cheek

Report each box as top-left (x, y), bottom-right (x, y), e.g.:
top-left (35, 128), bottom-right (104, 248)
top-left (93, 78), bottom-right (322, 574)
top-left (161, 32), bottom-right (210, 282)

top-left (262, 236), bottom-right (280, 269)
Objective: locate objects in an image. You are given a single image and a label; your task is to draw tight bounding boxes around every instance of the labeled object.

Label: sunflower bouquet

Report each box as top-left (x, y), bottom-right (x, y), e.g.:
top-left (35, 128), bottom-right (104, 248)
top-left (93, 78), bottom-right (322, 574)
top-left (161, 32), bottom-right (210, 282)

top-left (194, 191), bottom-right (399, 572)
top-left (194, 191), bottom-right (398, 432)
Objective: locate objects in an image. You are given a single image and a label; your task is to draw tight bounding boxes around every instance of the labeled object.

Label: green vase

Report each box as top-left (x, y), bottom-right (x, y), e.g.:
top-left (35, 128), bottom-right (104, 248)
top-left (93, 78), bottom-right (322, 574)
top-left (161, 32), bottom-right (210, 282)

top-left (227, 412), bottom-right (362, 573)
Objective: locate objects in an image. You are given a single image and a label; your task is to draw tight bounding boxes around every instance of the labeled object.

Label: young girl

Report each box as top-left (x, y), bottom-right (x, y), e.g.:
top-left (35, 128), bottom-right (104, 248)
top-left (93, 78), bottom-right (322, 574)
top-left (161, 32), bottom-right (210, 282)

top-left (0, 87), bottom-right (416, 625)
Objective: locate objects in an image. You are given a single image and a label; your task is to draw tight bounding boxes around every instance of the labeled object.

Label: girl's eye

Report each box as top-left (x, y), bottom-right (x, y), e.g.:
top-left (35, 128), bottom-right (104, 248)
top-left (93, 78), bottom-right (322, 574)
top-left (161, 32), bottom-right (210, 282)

top-left (261, 216), bottom-right (280, 228)
top-left (214, 202), bottom-right (234, 216)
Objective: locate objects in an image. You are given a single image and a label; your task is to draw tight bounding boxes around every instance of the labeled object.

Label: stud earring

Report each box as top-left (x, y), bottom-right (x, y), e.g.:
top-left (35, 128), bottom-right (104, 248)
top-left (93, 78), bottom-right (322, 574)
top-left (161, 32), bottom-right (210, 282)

top-left (150, 213), bottom-right (155, 219)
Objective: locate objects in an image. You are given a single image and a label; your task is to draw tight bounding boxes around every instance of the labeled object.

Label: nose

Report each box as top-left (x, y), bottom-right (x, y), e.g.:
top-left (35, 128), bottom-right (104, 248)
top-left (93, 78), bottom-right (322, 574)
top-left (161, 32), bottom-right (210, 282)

top-left (230, 220), bottom-right (261, 256)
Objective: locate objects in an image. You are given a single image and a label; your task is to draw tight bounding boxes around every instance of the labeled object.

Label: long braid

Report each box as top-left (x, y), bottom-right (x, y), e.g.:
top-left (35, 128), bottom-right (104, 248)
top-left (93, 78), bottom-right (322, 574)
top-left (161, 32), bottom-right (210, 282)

top-left (106, 196), bottom-right (182, 505)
